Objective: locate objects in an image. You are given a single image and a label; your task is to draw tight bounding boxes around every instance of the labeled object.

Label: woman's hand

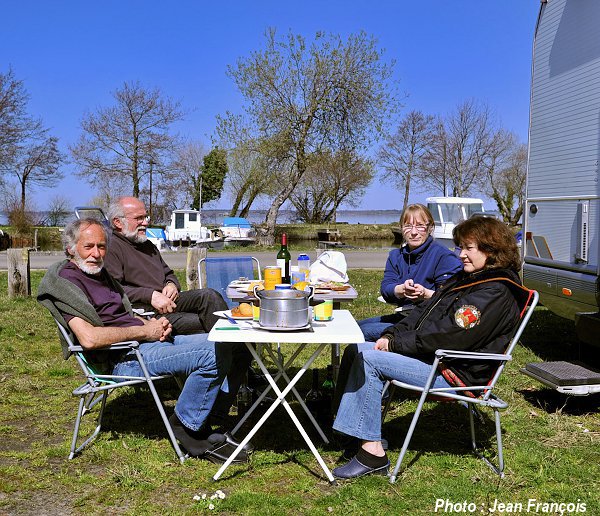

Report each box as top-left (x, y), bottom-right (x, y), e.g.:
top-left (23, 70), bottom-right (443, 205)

top-left (374, 337), bottom-right (390, 351)
top-left (403, 280), bottom-right (432, 301)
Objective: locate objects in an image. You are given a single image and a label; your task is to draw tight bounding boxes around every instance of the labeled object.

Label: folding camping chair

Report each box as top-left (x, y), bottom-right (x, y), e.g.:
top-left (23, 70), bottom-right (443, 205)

top-left (381, 289), bottom-right (539, 483)
top-left (198, 256), bottom-right (261, 308)
top-left (53, 318), bottom-right (187, 463)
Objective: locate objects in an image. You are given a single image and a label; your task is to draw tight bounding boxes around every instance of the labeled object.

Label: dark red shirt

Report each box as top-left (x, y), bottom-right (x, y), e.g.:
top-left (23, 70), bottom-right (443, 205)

top-left (58, 261), bottom-right (143, 328)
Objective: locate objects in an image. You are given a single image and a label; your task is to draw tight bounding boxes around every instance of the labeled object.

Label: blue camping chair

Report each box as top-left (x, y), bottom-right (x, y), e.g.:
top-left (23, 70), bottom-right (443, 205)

top-left (198, 256), bottom-right (261, 308)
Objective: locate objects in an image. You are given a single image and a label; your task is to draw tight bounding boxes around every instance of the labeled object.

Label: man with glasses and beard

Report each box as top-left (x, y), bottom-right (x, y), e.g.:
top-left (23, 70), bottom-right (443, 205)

top-left (104, 197), bottom-right (253, 434)
top-left (104, 196), bottom-right (226, 335)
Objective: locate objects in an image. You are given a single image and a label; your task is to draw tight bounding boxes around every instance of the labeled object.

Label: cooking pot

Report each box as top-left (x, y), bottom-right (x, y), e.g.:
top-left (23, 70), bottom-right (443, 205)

top-left (253, 285), bottom-right (315, 328)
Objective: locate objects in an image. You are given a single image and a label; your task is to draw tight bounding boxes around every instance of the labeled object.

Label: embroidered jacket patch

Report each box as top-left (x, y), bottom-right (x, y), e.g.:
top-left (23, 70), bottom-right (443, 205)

top-left (454, 305), bottom-right (481, 329)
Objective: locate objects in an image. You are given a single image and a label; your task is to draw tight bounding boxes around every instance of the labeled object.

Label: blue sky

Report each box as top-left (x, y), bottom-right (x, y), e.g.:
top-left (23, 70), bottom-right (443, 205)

top-left (1, 0), bottom-right (540, 211)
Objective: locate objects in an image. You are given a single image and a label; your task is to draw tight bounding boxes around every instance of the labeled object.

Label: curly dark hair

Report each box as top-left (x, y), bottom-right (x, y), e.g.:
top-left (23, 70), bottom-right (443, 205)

top-left (453, 217), bottom-right (521, 271)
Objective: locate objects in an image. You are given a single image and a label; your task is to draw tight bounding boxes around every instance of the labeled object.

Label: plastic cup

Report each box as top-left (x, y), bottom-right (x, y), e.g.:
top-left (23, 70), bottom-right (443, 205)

top-left (314, 299), bottom-right (333, 321)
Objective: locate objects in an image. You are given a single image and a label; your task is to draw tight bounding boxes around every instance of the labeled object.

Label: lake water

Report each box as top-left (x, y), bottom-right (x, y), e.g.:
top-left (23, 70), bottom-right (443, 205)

top-left (200, 209), bottom-right (402, 226)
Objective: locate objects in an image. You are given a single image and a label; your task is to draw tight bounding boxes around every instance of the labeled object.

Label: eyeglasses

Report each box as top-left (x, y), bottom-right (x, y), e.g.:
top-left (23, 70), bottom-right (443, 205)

top-left (402, 224), bottom-right (429, 233)
top-left (124, 215), bottom-right (150, 223)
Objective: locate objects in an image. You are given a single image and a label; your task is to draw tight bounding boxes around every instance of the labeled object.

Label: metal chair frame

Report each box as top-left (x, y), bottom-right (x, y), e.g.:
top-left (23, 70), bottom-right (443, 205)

top-left (382, 290), bottom-right (539, 483)
top-left (55, 321), bottom-right (186, 463)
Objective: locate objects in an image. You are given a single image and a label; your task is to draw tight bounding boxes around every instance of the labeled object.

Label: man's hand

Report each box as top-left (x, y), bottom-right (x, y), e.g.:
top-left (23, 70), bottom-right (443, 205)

top-left (374, 337), bottom-right (390, 351)
top-left (162, 282), bottom-right (179, 302)
top-left (151, 291), bottom-right (177, 314)
top-left (143, 317), bottom-right (172, 342)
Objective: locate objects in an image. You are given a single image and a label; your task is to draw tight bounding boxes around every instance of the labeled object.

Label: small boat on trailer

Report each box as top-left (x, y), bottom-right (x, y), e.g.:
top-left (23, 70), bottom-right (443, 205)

top-left (219, 216), bottom-right (257, 247)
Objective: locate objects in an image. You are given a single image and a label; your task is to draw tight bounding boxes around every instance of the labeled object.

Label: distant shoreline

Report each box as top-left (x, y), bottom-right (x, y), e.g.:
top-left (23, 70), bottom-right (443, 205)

top-left (0, 209), bottom-right (403, 227)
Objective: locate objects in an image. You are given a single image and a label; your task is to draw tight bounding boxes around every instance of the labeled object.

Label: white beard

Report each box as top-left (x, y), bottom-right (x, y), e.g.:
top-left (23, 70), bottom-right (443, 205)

top-left (73, 249), bottom-right (104, 275)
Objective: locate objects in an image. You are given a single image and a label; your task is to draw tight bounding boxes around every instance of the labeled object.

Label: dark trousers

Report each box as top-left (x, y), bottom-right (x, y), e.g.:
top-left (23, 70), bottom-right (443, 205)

top-left (163, 288), bottom-right (227, 335)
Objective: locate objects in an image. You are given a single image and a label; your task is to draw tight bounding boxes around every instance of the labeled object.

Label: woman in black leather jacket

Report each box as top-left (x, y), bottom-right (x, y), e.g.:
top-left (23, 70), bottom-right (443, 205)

top-left (332, 216), bottom-right (529, 479)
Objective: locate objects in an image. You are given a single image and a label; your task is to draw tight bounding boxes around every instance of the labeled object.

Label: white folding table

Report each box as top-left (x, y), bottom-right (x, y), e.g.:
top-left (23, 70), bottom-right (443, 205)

top-left (207, 310), bottom-right (364, 483)
top-left (226, 284), bottom-right (359, 380)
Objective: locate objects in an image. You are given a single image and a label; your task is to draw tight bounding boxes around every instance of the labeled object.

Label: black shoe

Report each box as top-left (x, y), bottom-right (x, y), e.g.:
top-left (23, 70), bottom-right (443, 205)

top-left (168, 413), bottom-right (211, 456)
top-left (209, 427), bottom-right (254, 453)
top-left (224, 431), bottom-right (254, 454)
top-left (202, 435), bottom-right (249, 464)
top-left (247, 367), bottom-right (268, 389)
top-left (333, 456), bottom-right (390, 479)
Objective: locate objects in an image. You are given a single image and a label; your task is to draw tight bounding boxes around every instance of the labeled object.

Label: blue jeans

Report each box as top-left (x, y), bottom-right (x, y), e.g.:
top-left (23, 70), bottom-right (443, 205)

top-left (357, 313), bottom-right (404, 342)
top-left (332, 347), bottom-right (453, 442)
top-left (112, 334), bottom-right (231, 431)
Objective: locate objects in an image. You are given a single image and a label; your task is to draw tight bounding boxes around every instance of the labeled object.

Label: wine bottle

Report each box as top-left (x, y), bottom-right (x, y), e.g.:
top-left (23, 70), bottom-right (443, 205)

top-left (277, 232), bottom-right (291, 284)
top-left (305, 368), bottom-right (324, 418)
top-left (320, 365), bottom-right (336, 427)
top-left (236, 371), bottom-right (253, 418)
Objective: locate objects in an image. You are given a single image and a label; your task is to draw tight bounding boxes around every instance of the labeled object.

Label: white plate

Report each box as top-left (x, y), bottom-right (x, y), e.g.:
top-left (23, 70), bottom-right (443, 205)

top-left (213, 310), bottom-right (253, 320)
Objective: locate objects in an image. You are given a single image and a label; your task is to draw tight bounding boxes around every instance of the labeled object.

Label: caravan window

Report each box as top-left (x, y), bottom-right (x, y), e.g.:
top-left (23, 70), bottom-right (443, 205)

top-left (175, 213), bottom-right (185, 229)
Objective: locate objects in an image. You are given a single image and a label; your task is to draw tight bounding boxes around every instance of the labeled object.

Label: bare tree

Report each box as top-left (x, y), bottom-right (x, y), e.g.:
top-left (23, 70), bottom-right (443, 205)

top-left (167, 141), bottom-right (206, 211)
top-left (218, 29), bottom-right (397, 243)
top-left (70, 81), bottom-right (185, 203)
top-left (0, 69), bottom-right (65, 210)
top-left (45, 194), bottom-right (72, 226)
top-left (483, 137), bottom-right (527, 225)
top-left (378, 110), bottom-right (435, 214)
top-left (0, 68), bottom-right (29, 171)
top-left (419, 119), bottom-right (450, 196)
top-left (13, 134), bottom-right (64, 211)
top-left (421, 100), bottom-right (498, 197)
top-left (289, 149), bottom-right (373, 223)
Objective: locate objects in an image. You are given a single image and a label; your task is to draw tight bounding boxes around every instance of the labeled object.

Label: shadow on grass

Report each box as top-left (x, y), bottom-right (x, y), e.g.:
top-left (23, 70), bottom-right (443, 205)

top-left (518, 388), bottom-right (600, 415)
top-left (520, 309), bottom-right (596, 364)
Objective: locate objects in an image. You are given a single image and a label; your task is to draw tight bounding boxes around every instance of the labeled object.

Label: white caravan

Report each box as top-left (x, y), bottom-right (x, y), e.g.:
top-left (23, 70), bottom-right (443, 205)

top-left (522, 0), bottom-right (600, 393)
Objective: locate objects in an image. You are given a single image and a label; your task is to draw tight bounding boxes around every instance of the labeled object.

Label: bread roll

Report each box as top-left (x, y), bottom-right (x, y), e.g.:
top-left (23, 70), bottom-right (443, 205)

top-left (231, 302), bottom-right (252, 317)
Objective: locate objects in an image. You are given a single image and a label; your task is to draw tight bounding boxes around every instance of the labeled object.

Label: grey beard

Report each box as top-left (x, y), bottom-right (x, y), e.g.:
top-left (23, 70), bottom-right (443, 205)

top-left (122, 225), bottom-right (148, 243)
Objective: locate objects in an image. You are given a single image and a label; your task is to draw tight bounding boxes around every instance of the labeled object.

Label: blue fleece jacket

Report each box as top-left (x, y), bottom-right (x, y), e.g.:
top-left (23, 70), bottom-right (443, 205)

top-left (380, 236), bottom-right (463, 306)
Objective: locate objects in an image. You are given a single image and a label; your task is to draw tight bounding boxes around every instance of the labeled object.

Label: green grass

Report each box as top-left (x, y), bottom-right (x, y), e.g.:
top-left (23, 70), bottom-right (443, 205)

top-left (0, 270), bottom-right (598, 515)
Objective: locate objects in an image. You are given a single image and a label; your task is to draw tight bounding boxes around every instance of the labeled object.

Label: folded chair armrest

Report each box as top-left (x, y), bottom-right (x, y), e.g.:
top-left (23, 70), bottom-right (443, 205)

top-left (69, 341), bottom-right (140, 353)
top-left (435, 349), bottom-right (511, 361)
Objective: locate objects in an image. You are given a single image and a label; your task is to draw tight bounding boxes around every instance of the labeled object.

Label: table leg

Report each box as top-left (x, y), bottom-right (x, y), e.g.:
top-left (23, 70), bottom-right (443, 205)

top-left (213, 343), bottom-right (336, 483)
top-left (231, 343), bottom-right (307, 436)
top-left (262, 345), bottom-right (329, 443)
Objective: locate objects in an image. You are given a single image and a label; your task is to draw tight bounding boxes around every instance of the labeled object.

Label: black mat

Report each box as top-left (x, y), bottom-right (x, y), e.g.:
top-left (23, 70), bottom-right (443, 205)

top-left (524, 361), bottom-right (600, 386)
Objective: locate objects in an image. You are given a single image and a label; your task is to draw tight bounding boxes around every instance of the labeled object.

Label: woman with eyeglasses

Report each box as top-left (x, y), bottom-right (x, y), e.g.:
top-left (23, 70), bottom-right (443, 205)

top-left (332, 204), bottom-right (462, 420)
top-left (332, 216), bottom-right (528, 479)
top-left (358, 204), bottom-right (462, 342)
